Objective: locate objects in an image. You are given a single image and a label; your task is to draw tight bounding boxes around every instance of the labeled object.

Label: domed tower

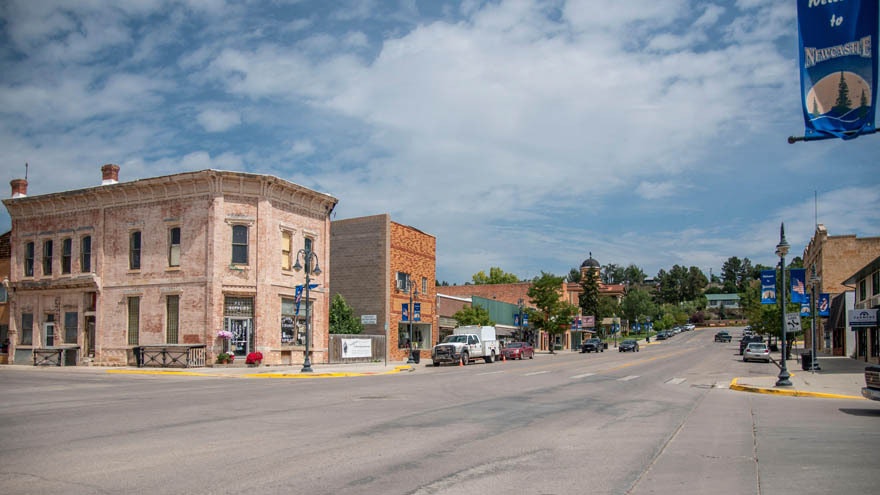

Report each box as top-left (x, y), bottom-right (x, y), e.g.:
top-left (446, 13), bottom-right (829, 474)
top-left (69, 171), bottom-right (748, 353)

top-left (580, 252), bottom-right (600, 280)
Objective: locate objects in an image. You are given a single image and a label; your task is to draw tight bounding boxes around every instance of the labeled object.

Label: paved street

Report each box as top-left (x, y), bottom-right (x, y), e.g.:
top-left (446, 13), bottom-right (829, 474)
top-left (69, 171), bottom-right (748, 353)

top-left (1, 328), bottom-right (878, 494)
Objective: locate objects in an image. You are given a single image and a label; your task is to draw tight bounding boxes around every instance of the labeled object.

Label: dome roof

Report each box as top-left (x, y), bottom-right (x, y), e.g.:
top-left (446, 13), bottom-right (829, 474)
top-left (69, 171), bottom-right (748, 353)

top-left (581, 252), bottom-right (600, 268)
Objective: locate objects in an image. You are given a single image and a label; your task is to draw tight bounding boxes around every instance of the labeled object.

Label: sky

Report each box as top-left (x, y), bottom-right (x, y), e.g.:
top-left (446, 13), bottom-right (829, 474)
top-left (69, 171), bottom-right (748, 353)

top-left (0, 0), bottom-right (877, 285)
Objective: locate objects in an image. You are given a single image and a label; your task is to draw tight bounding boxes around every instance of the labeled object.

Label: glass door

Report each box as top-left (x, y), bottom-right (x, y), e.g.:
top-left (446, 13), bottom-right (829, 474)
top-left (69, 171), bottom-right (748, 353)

top-left (226, 317), bottom-right (253, 357)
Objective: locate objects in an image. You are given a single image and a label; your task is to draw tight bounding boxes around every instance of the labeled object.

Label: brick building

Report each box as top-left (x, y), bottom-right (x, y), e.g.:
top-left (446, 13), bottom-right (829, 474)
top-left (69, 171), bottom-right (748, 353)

top-left (0, 231), bottom-right (10, 363)
top-left (803, 224), bottom-right (880, 357)
top-left (844, 256), bottom-right (880, 364)
top-left (2, 165), bottom-right (337, 367)
top-left (330, 214), bottom-right (436, 362)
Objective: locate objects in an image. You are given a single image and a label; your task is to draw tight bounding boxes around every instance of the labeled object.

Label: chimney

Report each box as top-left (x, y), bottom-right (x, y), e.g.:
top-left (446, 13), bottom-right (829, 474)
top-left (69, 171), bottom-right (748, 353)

top-left (101, 164), bottom-right (120, 185)
top-left (10, 178), bottom-right (27, 198)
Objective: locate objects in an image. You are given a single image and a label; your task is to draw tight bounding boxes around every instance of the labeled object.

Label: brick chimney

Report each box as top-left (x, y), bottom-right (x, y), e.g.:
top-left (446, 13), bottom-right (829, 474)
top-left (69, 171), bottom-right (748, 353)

top-left (101, 164), bottom-right (120, 185)
top-left (10, 178), bottom-right (27, 198)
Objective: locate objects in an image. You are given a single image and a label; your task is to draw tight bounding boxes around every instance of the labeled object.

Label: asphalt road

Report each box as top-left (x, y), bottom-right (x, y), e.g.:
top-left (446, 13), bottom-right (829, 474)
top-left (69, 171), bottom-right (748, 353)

top-left (1, 328), bottom-right (878, 494)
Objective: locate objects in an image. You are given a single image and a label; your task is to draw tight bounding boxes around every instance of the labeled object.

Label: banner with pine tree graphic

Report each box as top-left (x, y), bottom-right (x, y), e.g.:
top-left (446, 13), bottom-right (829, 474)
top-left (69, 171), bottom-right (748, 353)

top-left (797, 0), bottom-right (877, 140)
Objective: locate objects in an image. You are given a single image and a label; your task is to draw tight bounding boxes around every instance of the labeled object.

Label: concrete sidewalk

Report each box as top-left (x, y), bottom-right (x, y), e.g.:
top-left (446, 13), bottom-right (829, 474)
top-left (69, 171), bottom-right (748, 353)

top-left (729, 354), bottom-right (870, 400)
top-left (2, 361), bottom-right (416, 378)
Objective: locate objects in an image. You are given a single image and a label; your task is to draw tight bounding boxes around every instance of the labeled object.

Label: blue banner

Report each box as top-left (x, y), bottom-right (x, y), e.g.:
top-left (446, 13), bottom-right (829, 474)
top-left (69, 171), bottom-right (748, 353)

top-left (801, 294), bottom-right (811, 317)
top-left (790, 268), bottom-right (808, 304)
top-left (798, 0), bottom-right (878, 140)
top-left (414, 303), bottom-right (421, 322)
top-left (402, 303), bottom-right (409, 322)
top-left (294, 284), bottom-right (319, 316)
top-left (761, 270), bottom-right (777, 305)
top-left (819, 293), bottom-right (831, 317)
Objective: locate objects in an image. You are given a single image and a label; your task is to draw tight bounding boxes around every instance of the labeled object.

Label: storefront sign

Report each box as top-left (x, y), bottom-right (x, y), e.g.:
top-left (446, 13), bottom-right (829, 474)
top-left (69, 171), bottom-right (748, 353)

top-left (849, 309), bottom-right (878, 327)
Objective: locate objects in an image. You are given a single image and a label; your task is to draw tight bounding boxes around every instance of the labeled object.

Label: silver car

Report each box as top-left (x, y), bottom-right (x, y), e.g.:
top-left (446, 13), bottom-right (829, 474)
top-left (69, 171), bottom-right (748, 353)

top-left (743, 342), bottom-right (770, 363)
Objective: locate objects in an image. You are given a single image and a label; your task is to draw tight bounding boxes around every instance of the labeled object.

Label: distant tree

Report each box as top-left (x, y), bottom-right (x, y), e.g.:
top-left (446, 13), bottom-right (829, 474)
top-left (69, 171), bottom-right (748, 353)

top-left (623, 264), bottom-right (646, 285)
top-left (602, 264), bottom-right (625, 284)
top-left (527, 272), bottom-right (578, 354)
top-left (329, 294), bottom-right (364, 334)
top-left (451, 305), bottom-right (494, 326)
top-left (721, 257), bottom-right (754, 293)
top-left (684, 266), bottom-right (708, 300)
top-left (578, 267), bottom-right (601, 326)
top-left (620, 287), bottom-right (656, 325)
top-left (566, 268), bottom-right (582, 283)
top-left (472, 267), bottom-right (520, 285)
top-left (436, 280), bottom-right (450, 287)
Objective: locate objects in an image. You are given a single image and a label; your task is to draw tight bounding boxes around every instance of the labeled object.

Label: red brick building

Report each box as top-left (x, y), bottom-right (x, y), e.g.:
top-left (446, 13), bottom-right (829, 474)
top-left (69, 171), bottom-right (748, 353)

top-left (330, 215), bottom-right (437, 361)
top-left (2, 165), bottom-right (337, 367)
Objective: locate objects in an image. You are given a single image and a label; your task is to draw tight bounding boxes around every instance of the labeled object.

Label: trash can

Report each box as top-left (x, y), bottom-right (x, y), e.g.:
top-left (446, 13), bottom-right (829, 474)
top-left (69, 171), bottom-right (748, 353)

top-left (801, 351), bottom-right (812, 371)
top-left (410, 349), bottom-right (421, 364)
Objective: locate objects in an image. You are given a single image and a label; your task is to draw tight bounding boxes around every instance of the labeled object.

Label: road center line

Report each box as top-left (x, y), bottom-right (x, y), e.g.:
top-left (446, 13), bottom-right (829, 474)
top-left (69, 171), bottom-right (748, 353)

top-left (570, 373), bottom-right (596, 379)
top-left (618, 375), bottom-right (640, 381)
top-left (525, 371), bottom-right (551, 376)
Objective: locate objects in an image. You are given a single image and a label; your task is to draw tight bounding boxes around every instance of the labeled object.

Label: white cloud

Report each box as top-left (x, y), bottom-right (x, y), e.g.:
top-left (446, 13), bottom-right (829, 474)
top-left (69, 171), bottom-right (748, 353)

top-left (197, 109), bottom-right (241, 132)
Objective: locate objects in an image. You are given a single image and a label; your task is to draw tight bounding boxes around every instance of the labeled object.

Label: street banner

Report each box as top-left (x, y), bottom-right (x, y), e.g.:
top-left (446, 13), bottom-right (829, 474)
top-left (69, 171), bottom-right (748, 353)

top-left (341, 338), bottom-right (372, 358)
top-left (402, 303), bottom-right (409, 322)
top-left (583, 315), bottom-right (595, 328)
top-left (523, 314), bottom-right (529, 327)
top-left (294, 283), bottom-right (318, 316)
top-left (818, 293), bottom-right (831, 317)
top-left (790, 268), bottom-right (808, 304)
top-left (801, 295), bottom-right (811, 317)
top-left (761, 270), bottom-right (777, 304)
top-left (797, 0), bottom-right (878, 140)
top-left (414, 303), bottom-right (421, 322)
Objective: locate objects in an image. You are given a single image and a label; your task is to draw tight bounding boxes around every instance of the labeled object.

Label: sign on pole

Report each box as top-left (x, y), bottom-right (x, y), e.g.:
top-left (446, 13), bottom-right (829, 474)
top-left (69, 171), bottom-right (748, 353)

top-left (786, 313), bottom-right (802, 334)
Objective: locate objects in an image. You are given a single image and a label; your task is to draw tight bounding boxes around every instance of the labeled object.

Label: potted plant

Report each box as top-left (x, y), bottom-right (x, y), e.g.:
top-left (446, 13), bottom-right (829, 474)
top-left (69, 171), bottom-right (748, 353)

top-left (216, 352), bottom-right (234, 365)
top-left (245, 351), bottom-right (263, 367)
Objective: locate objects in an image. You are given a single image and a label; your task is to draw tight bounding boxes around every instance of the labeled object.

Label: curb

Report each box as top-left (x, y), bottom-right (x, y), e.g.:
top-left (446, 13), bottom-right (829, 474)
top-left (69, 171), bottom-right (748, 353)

top-left (106, 364), bottom-right (415, 379)
top-left (728, 377), bottom-right (865, 400)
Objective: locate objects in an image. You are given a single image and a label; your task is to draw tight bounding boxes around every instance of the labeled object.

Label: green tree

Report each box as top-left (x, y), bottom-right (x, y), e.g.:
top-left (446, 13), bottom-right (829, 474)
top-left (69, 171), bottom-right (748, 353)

top-left (721, 257), bottom-right (754, 293)
top-left (602, 264), bottom-right (625, 284)
top-left (527, 272), bottom-right (578, 354)
top-left (623, 264), bottom-right (646, 285)
top-left (684, 266), bottom-right (708, 300)
top-left (329, 294), bottom-right (364, 334)
top-left (566, 268), bottom-right (582, 283)
top-left (620, 287), bottom-right (656, 326)
top-left (451, 305), bottom-right (495, 326)
top-left (578, 268), bottom-right (601, 325)
top-left (472, 267), bottom-right (520, 285)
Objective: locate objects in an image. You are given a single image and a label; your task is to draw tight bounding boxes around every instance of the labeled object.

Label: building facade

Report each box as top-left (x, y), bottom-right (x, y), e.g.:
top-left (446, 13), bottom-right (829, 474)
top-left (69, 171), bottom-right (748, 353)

top-left (844, 256), bottom-right (880, 364)
top-left (3, 165), bottom-right (337, 367)
top-left (0, 231), bottom-right (10, 363)
top-left (330, 214), bottom-right (437, 362)
top-left (803, 224), bottom-right (880, 356)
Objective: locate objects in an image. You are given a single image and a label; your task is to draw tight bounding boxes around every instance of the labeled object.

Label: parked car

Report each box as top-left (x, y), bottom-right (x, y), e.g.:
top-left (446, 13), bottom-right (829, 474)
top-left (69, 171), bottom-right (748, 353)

top-left (501, 341), bottom-right (534, 360)
top-left (655, 331), bottom-right (669, 340)
top-left (739, 335), bottom-right (764, 355)
top-left (684, 324), bottom-right (696, 331)
top-left (581, 338), bottom-right (605, 353)
top-left (743, 342), bottom-right (771, 363)
top-left (619, 340), bottom-right (639, 352)
top-left (714, 331), bottom-right (732, 342)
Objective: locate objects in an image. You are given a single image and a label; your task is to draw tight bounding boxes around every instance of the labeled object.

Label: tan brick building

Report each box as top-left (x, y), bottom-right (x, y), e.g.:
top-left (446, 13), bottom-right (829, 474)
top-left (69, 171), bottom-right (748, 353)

top-left (0, 231), bottom-right (10, 363)
top-left (330, 214), bottom-right (436, 362)
top-left (2, 165), bottom-right (337, 367)
top-left (803, 224), bottom-right (880, 357)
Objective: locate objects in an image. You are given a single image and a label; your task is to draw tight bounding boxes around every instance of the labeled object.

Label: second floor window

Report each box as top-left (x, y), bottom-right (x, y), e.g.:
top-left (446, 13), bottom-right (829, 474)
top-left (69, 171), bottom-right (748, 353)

top-left (168, 227), bottom-right (181, 267)
top-left (81, 236), bottom-right (92, 272)
top-left (62, 238), bottom-right (72, 274)
top-left (232, 225), bottom-right (248, 264)
top-left (24, 242), bottom-right (34, 277)
top-left (130, 231), bottom-right (141, 270)
top-left (42, 240), bottom-right (53, 276)
top-left (282, 231), bottom-right (292, 270)
top-left (873, 271), bottom-right (880, 297)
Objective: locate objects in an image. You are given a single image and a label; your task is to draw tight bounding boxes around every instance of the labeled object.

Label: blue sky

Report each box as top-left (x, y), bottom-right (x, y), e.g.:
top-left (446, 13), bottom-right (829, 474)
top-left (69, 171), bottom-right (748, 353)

top-left (1, 0), bottom-right (877, 284)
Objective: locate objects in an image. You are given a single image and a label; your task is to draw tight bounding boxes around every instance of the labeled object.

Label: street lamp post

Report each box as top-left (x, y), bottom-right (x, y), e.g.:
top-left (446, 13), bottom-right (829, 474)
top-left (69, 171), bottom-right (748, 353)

top-left (293, 245), bottom-right (322, 373)
top-left (775, 223), bottom-right (792, 387)
top-left (400, 275), bottom-right (419, 364)
top-left (809, 264), bottom-right (822, 372)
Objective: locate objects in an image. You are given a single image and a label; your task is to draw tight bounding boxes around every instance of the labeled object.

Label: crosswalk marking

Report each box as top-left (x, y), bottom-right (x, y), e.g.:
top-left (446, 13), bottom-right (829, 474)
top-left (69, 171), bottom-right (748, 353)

top-left (525, 371), bottom-right (550, 376)
top-left (618, 375), bottom-right (639, 382)
top-left (666, 377), bottom-right (687, 385)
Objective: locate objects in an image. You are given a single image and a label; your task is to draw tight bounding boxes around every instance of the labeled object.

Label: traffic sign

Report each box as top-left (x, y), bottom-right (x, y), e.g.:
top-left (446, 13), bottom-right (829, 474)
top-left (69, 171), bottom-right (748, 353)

top-left (785, 313), bottom-right (801, 334)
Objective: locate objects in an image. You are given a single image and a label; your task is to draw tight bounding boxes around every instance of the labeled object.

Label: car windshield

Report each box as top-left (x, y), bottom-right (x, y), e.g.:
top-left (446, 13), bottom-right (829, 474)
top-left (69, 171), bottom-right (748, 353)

top-left (622, 340), bottom-right (636, 345)
top-left (443, 335), bottom-right (467, 343)
top-left (507, 343), bottom-right (523, 348)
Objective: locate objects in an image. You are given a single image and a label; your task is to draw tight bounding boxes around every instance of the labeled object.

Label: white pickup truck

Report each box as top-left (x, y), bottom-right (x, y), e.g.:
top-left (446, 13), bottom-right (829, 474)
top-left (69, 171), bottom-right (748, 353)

top-left (431, 325), bottom-right (499, 366)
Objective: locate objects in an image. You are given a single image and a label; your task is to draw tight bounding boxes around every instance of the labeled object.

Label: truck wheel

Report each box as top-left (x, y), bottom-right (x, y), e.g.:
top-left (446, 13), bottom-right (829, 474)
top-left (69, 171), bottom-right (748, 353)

top-left (433, 361), bottom-right (441, 367)
top-left (461, 352), bottom-right (468, 365)
top-left (485, 352), bottom-right (494, 364)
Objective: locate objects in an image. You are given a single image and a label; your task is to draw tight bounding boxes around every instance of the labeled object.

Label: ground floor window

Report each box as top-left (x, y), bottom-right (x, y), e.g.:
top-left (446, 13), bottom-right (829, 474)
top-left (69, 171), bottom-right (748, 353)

top-left (20, 313), bottom-right (33, 345)
top-left (281, 297), bottom-right (312, 345)
top-left (871, 328), bottom-right (879, 358)
top-left (64, 312), bottom-right (78, 344)
top-left (166, 295), bottom-right (179, 344)
top-left (127, 297), bottom-right (140, 345)
top-left (398, 323), bottom-right (431, 350)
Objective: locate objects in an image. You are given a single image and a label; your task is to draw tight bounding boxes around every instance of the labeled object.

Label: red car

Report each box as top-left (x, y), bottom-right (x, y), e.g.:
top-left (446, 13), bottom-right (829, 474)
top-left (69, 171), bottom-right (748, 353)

top-left (501, 342), bottom-right (534, 360)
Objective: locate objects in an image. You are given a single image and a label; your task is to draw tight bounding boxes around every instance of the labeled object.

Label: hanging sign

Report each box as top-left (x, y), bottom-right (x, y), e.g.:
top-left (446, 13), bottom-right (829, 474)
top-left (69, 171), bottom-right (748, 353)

top-left (761, 270), bottom-right (777, 304)
top-left (797, 0), bottom-right (878, 140)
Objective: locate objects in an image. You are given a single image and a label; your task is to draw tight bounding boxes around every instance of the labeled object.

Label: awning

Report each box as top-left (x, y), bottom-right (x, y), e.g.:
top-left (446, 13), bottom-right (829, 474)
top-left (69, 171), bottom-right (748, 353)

top-left (828, 293), bottom-right (847, 330)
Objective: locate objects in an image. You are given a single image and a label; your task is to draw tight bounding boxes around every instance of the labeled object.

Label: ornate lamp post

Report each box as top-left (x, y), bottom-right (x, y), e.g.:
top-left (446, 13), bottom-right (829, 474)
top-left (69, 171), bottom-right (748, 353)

top-left (293, 244), bottom-right (321, 373)
top-left (775, 223), bottom-right (792, 387)
top-left (809, 264), bottom-right (822, 372)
